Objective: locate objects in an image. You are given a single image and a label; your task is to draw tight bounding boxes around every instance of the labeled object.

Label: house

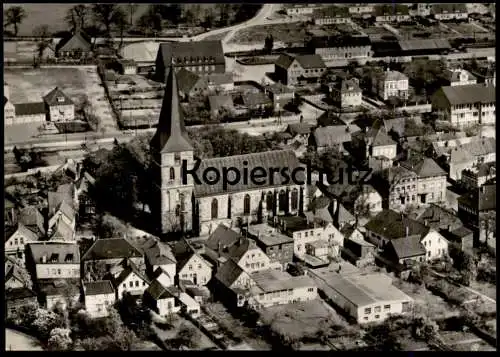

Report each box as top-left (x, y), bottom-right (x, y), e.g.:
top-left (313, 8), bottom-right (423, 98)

top-left (177, 291), bottom-right (201, 318)
top-left (341, 230), bottom-right (376, 267)
top-left (47, 190), bottom-right (76, 233)
top-left (142, 240), bottom-right (176, 286)
top-left (119, 59), bottom-right (137, 75)
top-left (310, 124), bottom-right (360, 153)
top-left (458, 183), bottom-right (496, 245)
top-left (208, 94), bottom-right (235, 119)
top-left (185, 286), bottom-right (210, 305)
top-left (143, 280), bottom-right (181, 317)
top-left (431, 84), bottom-right (496, 128)
top-left (383, 235), bottom-right (426, 265)
top-left (75, 172), bottom-right (96, 218)
top-left (113, 259), bottom-right (150, 299)
top-left (56, 31), bottom-right (92, 59)
top-left (213, 258), bottom-right (256, 306)
top-left (83, 280), bottom-right (116, 318)
top-left (39, 42), bottom-right (56, 61)
top-left (349, 4), bottom-right (375, 17)
top-left (48, 216), bottom-right (75, 242)
top-left (25, 241), bottom-right (80, 281)
top-left (275, 54), bottom-right (326, 86)
top-left (441, 68), bottom-right (477, 87)
top-left (284, 123), bottom-right (314, 145)
top-left (39, 279), bottom-right (81, 310)
top-left (353, 126), bottom-right (397, 162)
top-left (313, 6), bottom-right (350, 25)
top-left (333, 202), bottom-right (356, 230)
top-left (461, 163), bottom-right (496, 189)
top-left (353, 184), bottom-right (383, 215)
top-left (265, 83), bottom-right (295, 111)
top-left (400, 158), bottom-right (447, 206)
top-left (305, 196), bottom-right (334, 224)
top-left (81, 237), bottom-right (144, 280)
top-left (43, 87), bottom-right (75, 122)
top-left (6, 287), bottom-right (38, 318)
top-left (414, 204), bottom-right (465, 232)
top-left (244, 269), bottom-right (318, 309)
top-left (330, 78), bottom-right (363, 109)
top-left (372, 39), bottom-right (452, 58)
top-left (16, 206), bottom-right (46, 238)
top-left (176, 68), bottom-right (208, 100)
top-left (279, 215), bottom-right (344, 258)
top-left (372, 70), bottom-right (409, 101)
top-left (440, 226), bottom-right (474, 254)
top-left (373, 4), bottom-right (411, 22)
top-left (5, 223), bottom-right (40, 260)
top-left (171, 240), bottom-right (212, 286)
top-left (308, 35), bottom-right (372, 64)
top-left (470, 65), bottom-right (496, 87)
top-left (431, 4), bottom-right (468, 21)
top-left (13, 102), bottom-right (46, 124)
top-left (6, 264), bottom-right (31, 289)
top-left (365, 210), bottom-right (449, 261)
top-left (308, 270), bottom-right (413, 324)
top-left (155, 40), bottom-right (225, 82)
top-left (205, 226), bottom-right (272, 273)
top-left (448, 137), bottom-right (496, 181)
top-left (285, 4), bottom-right (321, 16)
top-left (243, 223), bottom-right (294, 270)
top-left (206, 72), bottom-right (234, 92)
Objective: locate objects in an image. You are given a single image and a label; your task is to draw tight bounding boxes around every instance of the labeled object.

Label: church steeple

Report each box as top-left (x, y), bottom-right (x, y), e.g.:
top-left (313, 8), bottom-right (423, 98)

top-left (151, 61), bottom-right (194, 153)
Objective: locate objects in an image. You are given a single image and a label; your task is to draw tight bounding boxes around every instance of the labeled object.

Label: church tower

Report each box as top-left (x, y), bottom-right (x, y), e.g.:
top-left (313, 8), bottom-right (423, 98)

top-left (150, 62), bottom-right (195, 234)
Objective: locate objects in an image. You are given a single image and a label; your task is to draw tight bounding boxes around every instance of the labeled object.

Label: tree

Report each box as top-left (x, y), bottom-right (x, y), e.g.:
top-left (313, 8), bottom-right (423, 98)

top-left (113, 8), bottom-right (128, 50)
top-left (264, 34), bottom-right (274, 54)
top-left (127, 4), bottom-right (139, 26)
top-left (412, 316), bottom-right (439, 341)
top-left (175, 323), bottom-right (201, 349)
top-left (92, 4), bottom-right (124, 38)
top-left (31, 308), bottom-right (66, 341)
top-left (65, 5), bottom-right (89, 32)
top-left (5, 6), bottom-right (26, 36)
top-left (33, 24), bottom-right (50, 63)
top-left (47, 328), bottom-right (73, 351)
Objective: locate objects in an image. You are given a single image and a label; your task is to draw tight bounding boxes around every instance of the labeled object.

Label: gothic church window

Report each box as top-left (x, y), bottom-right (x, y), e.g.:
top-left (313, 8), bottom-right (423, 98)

top-left (211, 199), bottom-right (218, 219)
top-left (291, 188), bottom-right (299, 210)
top-left (170, 167), bottom-right (175, 180)
top-left (244, 194), bottom-right (251, 215)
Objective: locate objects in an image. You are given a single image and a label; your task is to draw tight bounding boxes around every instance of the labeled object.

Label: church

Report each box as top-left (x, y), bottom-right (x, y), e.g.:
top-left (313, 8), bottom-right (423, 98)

top-left (150, 63), bottom-right (308, 236)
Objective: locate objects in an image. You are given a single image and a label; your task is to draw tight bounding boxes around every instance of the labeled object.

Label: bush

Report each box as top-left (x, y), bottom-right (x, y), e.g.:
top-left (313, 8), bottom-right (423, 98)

top-left (47, 328), bottom-right (73, 351)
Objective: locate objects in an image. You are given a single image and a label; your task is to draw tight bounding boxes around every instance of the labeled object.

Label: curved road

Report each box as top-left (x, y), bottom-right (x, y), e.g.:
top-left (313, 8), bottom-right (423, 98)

top-left (5, 328), bottom-right (44, 351)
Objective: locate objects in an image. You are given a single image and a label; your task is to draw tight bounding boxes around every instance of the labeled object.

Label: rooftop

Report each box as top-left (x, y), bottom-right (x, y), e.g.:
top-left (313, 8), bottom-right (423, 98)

top-left (28, 241), bottom-right (80, 264)
top-left (250, 269), bottom-right (316, 294)
top-left (245, 223), bottom-right (294, 246)
top-left (82, 238), bottom-right (143, 261)
top-left (84, 280), bottom-right (115, 296)
top-left (365, 210), bottom-right (429, 240)
top-left (436, 84), bottom-right (496, 106)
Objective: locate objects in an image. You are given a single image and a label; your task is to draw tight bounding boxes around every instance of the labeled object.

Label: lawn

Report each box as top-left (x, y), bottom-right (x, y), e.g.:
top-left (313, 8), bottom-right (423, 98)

top-left (205, 302), bottom-right (272, 350)
top-left (469, 280), bottom-right (496, 301)
top-left (393, 279), bottom-right (460, 319)
top-left (4, 68), bottom-right (89, 105)
top-left (230, 22), bottom-right (309, 45)
top-left (259, 299), bottom-right (351, 343)
top-left (203, 30), bottom-right (231, 42)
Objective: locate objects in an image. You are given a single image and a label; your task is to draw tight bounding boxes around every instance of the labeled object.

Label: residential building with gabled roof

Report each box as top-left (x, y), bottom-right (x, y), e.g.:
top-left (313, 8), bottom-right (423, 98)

top-left (43, 87), bottom-right (75, 122)
top-left (401, 158), bottom-right (447, 206)
top-left (143, 240), bottom-right (176, 287)
top-left (171, 240), bottom-right (212, 286)
top-left (16, 206), bottom-right (46, 238)
top-left (48, 216), bottom-right (75, 242)
top-left (431, 3), bottom-right (468, 21)
top-left (25, 241), bottom-right (80, 281)
top-left (143, 280), bottom-right (181, 317)
top-left (313, 6), bottom-right (350, 25)
top-left (431, 84), bottom-right (496, 128)
top-left (372, 69), bottom-right (409, 101)
top-left (370, 165), bottom-right (419, 211)
top-left (175, 68), bottom-right (208, 100)
top-left (113, 259), bottom-right (150, 299)
top-left (5, 222), bottom-right (40, 260)
top-left (56, 30), bottom-right (92, 58)
top-left (275, 53), bottom-right (326, 85)
top-left (6, 287), bottom-right (38, 318)
top-left (82, 280), bottom-right (116, 318)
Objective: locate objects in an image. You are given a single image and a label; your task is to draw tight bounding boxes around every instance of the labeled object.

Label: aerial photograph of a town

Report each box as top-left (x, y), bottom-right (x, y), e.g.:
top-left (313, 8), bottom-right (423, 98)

top-left (3, 2), bottom-right (496, 351)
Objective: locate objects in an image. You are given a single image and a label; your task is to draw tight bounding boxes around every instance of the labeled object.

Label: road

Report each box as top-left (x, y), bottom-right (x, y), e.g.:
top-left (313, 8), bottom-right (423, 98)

top-left (5, 328), bottom-right (44, 351)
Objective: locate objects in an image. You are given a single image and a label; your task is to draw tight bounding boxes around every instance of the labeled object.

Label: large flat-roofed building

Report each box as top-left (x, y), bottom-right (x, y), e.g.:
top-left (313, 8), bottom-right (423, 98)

top-left (308, 269), bottom-right (414, 324)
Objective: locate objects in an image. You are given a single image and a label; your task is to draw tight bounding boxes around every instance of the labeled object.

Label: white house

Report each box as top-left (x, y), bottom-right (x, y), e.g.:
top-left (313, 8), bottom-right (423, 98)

top-left (113, 260), bottom-right (150, 299)
top-left (83, 280), bottom-right (116, 318)
top-left (330, 78), bottom-right (363, 109)
top-left (144, 241), bottom-right (177, 287)
top-left (431, 4), bottom-right (468, 21)
top-left (431, 84), bottom-right (496, 128)
top-left (43, 87), bottom-right (75, 122)
top-left (442, 68), bottom-right (477, 87)
top-left (420, 228), bottom-right (449, 261)
top-left (144, 280), bottom-right (181, 317)
top-left (354, 185), bottom-right (383, 215)
top-left (280, 216), bottom-right (344, 258)
top-left (172, 241), bottom-right (213, 286)
top-left (373, 70), bottom-right (409, 101)
top-left (26, 242), bottom-right (80, 281)
top-left (178, 291), bottom-right (201, 318)
top-left (5, 223), bottom-right (40, 259)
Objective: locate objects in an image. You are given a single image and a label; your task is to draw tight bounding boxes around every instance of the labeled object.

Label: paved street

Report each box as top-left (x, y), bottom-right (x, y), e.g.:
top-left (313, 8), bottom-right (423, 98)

top-left (5, 329), bottom-right (44, 351)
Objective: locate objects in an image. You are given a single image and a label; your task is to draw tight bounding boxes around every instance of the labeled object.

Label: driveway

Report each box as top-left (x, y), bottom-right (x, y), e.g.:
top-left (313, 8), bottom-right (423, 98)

top-left (5, 328), bottom-right (44, 351)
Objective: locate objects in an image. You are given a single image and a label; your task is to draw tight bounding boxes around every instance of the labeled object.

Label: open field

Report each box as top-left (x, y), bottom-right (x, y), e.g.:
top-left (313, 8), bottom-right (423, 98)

top-left (229, 22), bottom-right (309, 45)
top-left (395, 24), bottom-right (455, 40)
top-left (203, 30), bottom-right (231, 42)
top-left (393, 279), bottom-right (460, 319)
top-left (469, 280), bottom-right (496, 301)
top-left (4, 41), bottom-right (39, 62)
top-left (5, 67), bottom-right (88, 104)
top-left (205, 302), bottom-right (272, 350)
top-left (260, 299), bottom-right (350, 342)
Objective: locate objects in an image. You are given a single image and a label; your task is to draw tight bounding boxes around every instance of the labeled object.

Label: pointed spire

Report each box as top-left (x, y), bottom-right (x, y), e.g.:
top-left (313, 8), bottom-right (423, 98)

top-left (151, 62), bottom-right (194, 153)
